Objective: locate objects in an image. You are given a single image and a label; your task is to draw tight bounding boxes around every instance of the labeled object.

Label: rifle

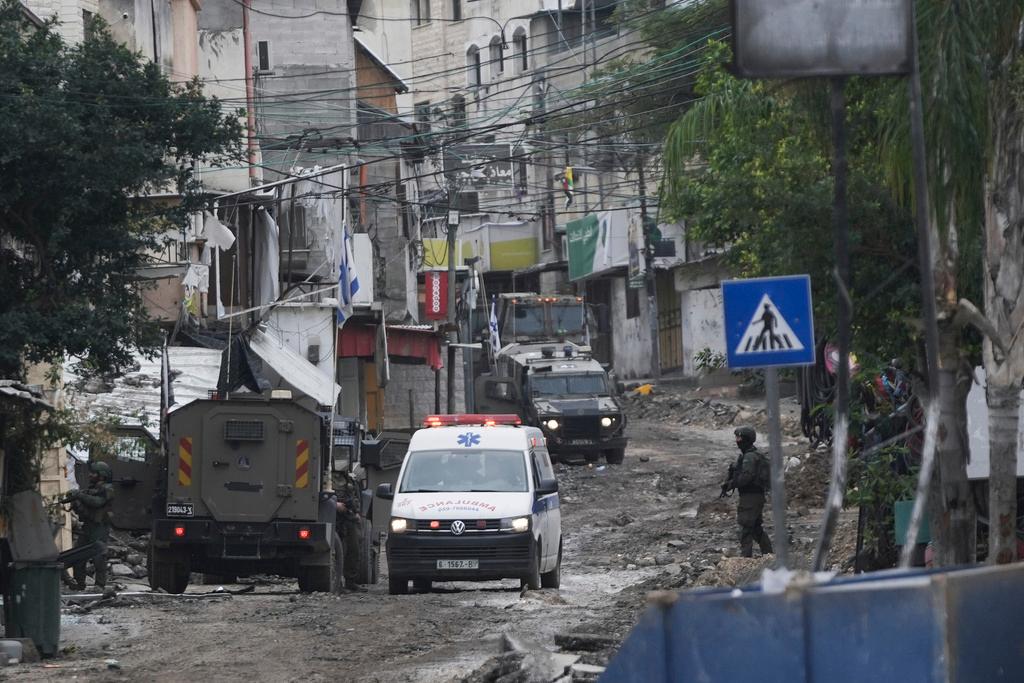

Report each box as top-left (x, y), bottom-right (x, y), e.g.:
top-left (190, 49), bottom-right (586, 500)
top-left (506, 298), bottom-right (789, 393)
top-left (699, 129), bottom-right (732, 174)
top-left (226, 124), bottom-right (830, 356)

top-left (719, 463), bottom-right (736, 499)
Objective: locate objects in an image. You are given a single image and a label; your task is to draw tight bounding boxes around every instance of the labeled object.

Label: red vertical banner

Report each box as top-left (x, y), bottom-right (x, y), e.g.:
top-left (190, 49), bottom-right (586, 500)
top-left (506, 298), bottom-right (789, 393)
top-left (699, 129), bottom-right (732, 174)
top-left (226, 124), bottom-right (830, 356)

top-left (424, 271), bottom-right (448, 320)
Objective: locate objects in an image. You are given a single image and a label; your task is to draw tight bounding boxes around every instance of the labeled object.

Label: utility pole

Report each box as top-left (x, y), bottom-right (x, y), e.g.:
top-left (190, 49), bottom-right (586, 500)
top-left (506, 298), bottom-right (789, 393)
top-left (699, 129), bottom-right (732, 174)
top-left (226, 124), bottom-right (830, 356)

top-left (242, 0), bottom-right (258, 183)
top-left (638, 159), bottom-right (661, 380)
top-left (446, 203), bottom-right (458, 414)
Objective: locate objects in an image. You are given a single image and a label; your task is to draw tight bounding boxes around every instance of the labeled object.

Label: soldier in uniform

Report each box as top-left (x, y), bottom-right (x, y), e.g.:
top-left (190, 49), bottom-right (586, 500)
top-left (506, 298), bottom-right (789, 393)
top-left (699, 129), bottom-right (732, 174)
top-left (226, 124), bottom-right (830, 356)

top-left (67, 461), bottom-right (116, 589)
top-left (333, 471), bottom-right (366, 592)
top-left (723, 426), bottom-right (773, 558)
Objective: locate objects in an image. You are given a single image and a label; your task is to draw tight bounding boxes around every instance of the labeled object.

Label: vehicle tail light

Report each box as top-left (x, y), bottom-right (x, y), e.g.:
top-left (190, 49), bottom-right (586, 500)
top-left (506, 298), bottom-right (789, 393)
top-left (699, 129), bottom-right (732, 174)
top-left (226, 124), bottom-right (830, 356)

top-left (174, 526), bottom-right (186, 538)
top-left (298, 527), bottom-right (311, 540)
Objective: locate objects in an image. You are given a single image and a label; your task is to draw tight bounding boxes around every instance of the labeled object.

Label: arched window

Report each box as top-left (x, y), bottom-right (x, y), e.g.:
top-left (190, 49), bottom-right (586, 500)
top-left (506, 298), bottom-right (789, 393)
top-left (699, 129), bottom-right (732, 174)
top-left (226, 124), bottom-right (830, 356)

top-left (489, 35), bottom-right (503, 79)
top-left (451, 95), bottom-right (467, 128)
top-left (513, 28), bottom-right (528, 74)
top-left (467, 46), bottom-right (481, 87)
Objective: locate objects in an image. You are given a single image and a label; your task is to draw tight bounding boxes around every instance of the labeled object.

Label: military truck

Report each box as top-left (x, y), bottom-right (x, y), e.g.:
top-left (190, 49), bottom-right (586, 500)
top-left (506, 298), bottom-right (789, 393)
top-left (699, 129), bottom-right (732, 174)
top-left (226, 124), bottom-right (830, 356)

top-left (148, 392), bottom-right (368, 593)
top-left (475, 293), bottom-right (627, 464)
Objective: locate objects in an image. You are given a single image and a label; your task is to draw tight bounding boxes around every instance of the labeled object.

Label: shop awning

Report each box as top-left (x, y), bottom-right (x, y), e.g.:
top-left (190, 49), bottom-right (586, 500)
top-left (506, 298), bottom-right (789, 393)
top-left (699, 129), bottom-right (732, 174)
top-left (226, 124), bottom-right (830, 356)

top-left (338, 324), bottom-right (443, 370)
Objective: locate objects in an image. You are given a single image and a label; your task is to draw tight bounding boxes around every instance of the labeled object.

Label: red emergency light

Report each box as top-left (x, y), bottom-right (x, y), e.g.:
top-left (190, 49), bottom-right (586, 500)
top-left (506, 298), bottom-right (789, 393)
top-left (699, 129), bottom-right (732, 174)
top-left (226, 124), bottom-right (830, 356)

top-left (423, 414), bottom-right (522, 428)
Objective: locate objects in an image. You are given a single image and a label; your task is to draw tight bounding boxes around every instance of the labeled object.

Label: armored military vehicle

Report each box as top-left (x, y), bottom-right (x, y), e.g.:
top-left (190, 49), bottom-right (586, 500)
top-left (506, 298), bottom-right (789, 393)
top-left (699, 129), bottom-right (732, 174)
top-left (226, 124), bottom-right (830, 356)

top-left (475, 294), bottom-right (627, 464)
top-left (149, 392), bottom-right (364, 593)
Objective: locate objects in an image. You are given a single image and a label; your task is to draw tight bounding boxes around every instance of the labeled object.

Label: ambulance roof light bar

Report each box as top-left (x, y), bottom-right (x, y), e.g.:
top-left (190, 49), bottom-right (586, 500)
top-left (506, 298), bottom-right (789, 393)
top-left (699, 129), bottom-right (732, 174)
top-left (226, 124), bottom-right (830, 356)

top-left (423, 414), bottom-right (522, 427)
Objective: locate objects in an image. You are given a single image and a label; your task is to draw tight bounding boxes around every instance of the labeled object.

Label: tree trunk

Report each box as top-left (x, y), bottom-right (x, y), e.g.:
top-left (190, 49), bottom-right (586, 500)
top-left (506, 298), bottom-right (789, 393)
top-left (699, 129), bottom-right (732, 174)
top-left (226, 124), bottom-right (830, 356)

top-left (983, 35), bottom-right (1024, 564)
top-left (927, 319), bottom-right (976, 566)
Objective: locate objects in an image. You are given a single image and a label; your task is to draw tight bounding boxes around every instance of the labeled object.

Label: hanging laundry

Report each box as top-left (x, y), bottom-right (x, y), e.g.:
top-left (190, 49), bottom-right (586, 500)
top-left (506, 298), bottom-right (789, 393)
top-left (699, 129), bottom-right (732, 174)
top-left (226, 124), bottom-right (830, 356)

top-left (254, 207), bottom-right (280, 306)
top-left (203, 211), bottom-right (236, 251)
top-left (181, 264), bottom-right (210, 293)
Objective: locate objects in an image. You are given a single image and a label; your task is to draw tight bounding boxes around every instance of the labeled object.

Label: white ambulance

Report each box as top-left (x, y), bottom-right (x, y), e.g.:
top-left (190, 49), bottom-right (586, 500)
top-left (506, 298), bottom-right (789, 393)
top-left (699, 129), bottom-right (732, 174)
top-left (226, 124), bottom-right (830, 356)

top-left (376, 414), bottom-right (562, 594)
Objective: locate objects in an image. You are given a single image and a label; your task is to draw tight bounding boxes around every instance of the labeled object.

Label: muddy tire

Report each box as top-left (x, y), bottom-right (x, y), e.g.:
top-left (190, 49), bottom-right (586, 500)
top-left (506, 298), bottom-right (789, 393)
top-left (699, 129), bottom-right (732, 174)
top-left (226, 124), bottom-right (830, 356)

top-left (413, 578), bottom-right (432, 593)
top-left (355, 519), bottom-right (378, 585)
top-left (521, 541), bottom-right (542, 591)
top-left (149, 546), bottom-right (190, 594)
top-left (541, 539), bottom-right (562, 589)
top-left (298, 532), bottom-right (343, 593)
top-left (388, 575), bottom-right (409, 595)
top-left (605, 448), bottom-right (626, 465)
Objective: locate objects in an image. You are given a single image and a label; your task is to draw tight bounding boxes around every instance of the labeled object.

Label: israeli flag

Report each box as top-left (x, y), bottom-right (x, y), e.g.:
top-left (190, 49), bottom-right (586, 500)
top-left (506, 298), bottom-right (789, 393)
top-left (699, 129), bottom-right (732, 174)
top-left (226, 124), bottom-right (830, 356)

top-left (489, 296), bottom-right (501, 355)
top-left (338, 223), bottom-right (360, 326)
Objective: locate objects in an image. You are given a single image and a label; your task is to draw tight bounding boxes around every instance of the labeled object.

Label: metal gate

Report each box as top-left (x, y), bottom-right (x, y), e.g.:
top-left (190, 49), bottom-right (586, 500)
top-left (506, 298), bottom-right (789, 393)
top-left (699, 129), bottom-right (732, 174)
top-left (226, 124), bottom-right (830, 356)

top-left (657, 272), bottom-right (682, 372)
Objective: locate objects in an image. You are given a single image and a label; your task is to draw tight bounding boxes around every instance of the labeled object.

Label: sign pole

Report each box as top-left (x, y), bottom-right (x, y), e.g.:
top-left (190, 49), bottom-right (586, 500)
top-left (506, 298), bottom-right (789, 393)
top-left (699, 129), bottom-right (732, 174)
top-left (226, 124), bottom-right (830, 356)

top-left (812, 76), bottom-right (853, 572)
top-left (764, 366), bottom-right (789, 568)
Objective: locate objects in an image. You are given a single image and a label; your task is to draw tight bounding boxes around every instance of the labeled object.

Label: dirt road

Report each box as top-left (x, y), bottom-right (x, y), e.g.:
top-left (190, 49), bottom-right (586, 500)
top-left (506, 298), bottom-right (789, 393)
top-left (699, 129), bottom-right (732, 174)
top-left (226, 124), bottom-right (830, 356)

top-left (10, 392), bottom-right (852, 682)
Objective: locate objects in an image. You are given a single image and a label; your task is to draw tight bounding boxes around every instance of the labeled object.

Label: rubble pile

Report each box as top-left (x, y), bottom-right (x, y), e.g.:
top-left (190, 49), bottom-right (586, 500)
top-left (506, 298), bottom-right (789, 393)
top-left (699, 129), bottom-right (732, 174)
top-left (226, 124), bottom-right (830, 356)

top-left (785, 449), bottom-right (832, 508)
top-left (620, 386), bottom-right (803, 436)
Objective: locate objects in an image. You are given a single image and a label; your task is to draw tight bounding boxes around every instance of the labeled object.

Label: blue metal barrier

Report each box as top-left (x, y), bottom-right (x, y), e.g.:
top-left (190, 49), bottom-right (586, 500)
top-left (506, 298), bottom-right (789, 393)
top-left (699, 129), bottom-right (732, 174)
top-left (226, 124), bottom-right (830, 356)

top-left (601, 563), bottom-right (1024, 682)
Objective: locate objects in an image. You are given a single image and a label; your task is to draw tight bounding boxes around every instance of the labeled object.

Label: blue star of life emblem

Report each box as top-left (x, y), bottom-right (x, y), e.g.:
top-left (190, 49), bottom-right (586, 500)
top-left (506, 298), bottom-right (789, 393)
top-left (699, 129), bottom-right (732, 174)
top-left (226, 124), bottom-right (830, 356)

top-left (457, 432), bottom-right (481, 447)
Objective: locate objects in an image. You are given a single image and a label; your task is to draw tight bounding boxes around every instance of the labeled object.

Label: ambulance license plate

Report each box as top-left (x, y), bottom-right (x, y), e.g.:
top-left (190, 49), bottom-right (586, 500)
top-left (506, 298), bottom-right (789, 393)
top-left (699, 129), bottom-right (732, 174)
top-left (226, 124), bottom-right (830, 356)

top-left (437, 559), bottom-right (478, 570)
top-left (166, 503), bottom-right (194, 517)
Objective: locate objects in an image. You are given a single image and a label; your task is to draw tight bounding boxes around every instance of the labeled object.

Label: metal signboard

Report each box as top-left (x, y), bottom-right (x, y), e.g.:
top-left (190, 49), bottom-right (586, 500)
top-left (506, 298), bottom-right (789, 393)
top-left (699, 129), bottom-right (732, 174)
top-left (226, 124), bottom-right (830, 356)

top-left (732, 0), bottom-right (912, 78)
top-left (423, 270), bottom-right (448, 321)
top-left (443, 143), bottom-right (514, 188)
top-left (721, 275), bottom-right (815, 369)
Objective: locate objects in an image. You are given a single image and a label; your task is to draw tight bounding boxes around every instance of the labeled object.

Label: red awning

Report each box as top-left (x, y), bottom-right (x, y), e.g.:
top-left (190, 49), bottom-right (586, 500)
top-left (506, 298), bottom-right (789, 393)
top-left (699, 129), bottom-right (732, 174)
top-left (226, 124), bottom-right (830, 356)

top-left (337, 324), bottom-right (443, 370)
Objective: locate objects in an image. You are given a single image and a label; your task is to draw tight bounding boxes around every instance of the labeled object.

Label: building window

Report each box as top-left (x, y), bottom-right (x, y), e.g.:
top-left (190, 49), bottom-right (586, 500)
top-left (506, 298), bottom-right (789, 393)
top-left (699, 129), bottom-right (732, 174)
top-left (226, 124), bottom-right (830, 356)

top-left (82, 10), bottom-right (96, 41)
top-left (467, 46), bottom-right (481, 87)
top-left (513, 29), bottom-right (528, 73)
top-left (451, 0), bottom-right (462, 21)
top-left (451, 95), bottom-right (467, 128)
top-left (412, 0), bottom-right (430, 25)
top-left (626, 286), bottom-right (641, 319)
top-left (415, 101), bottom-right (431, 133)
top-left (489, 35), bottom-right (503, 79)
top-left (256, 40), bottom-right (272, 72)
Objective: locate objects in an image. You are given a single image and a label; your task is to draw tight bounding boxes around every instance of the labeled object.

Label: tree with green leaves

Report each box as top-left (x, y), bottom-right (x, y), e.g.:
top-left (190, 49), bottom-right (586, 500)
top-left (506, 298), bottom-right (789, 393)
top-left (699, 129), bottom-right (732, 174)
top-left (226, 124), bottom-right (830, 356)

top-left (0, 0), bottom-right (241, 380)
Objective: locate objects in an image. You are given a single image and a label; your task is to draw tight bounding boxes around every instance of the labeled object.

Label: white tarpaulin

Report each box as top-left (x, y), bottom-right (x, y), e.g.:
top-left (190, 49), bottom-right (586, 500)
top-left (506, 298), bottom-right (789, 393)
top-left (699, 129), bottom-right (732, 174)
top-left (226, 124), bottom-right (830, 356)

top-left (249, 328), bottom-right (341, 406)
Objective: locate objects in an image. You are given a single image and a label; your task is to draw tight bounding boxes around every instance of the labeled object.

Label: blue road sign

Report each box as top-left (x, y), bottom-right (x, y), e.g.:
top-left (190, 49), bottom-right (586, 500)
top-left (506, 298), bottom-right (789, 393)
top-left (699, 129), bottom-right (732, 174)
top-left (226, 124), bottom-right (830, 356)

top-left (722, 275), bottom-right (815, 369)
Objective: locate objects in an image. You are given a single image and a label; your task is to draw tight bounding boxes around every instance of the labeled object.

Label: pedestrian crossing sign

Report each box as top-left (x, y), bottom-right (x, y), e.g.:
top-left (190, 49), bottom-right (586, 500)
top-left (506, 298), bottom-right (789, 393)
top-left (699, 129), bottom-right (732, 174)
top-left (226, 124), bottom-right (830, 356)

top-left (721, 275), bottom-right (815, 369)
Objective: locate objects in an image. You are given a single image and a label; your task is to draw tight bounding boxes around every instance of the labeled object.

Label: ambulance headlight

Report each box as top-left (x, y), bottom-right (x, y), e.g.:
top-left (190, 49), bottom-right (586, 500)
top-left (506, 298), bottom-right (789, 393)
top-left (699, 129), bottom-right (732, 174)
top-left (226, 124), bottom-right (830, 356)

top-left (545, 419), bottom-right (559, 431)
top-left (509, 517), bottom-right (530, 533)
top-left (600, 416), bottom-right (613, 428)
top-left (390, 518), bottom-right (412, 534)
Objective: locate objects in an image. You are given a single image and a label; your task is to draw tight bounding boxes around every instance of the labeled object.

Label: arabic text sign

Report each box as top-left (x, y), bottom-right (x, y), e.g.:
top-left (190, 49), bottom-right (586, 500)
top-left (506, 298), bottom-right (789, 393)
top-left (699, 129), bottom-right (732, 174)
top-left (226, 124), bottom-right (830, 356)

top-left (732, 0), bottom-right (912, 78)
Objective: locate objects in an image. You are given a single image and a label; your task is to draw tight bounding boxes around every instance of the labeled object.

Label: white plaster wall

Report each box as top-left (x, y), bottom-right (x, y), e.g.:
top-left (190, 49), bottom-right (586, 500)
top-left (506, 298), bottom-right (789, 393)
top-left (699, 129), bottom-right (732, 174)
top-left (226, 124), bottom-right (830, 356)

top-left (610, 276), bottom-right (653, 380)
top-left (24, 0), bottom-right (98, 44)
top-left (680, 288), bottom-right (726, 377)
top-left (196, 27), bottom-right (251, 193)
top-left (265, 305), bottom-right (336, 379)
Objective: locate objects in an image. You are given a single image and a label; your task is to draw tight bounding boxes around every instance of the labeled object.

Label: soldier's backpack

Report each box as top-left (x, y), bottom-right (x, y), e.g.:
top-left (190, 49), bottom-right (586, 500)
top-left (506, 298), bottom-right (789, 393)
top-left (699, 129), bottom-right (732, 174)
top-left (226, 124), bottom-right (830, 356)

top-left (753, 449), bottom-right (771, 491)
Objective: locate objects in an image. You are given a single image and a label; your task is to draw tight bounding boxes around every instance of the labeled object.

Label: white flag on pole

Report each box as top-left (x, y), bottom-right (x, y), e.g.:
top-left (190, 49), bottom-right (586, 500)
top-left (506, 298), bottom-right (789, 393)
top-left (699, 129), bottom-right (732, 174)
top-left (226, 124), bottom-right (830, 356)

top-left (338, 223), bottom-right (360, 326)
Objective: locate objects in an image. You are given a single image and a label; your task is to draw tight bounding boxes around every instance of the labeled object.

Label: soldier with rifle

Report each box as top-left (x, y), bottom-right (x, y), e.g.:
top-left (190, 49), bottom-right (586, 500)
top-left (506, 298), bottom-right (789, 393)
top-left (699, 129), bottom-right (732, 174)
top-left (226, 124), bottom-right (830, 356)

top-left (61, 461), bottom-right (115, 589)
top-left (333, 471), bottom-right (366, 592)
top-left (720, 426), bottom-right (773, 558)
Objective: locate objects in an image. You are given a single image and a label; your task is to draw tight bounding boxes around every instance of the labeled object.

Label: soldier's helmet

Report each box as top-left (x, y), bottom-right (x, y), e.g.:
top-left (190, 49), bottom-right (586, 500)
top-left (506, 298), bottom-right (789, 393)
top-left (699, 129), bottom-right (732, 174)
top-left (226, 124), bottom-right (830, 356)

top-left (734, 426), bottom-right (757, 446)
top-left (88, 461), bottom-right (113, 481)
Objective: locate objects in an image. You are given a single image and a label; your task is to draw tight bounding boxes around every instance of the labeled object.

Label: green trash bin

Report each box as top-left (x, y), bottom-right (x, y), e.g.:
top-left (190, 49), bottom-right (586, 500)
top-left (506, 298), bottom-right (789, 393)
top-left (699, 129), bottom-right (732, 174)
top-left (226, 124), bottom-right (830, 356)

top-left (4, 561), bottom-right (61, 658)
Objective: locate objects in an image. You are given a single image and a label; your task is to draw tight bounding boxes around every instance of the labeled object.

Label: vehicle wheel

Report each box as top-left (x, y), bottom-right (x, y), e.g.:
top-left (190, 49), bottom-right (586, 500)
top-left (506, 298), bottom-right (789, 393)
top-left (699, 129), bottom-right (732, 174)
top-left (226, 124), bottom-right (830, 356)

top-left (355, 519), bottom-right (378, 585)
top-left (521, 541), bottom-right (542, 591)
top-left (541, 539), bottom-right (562, 589)
top-left (149, 546), bottom-right (190, 594)
top-left (605, 448), bottom-right (626, 465)
top-left (298, 532), bottom-right (343, 593)
top-left (388, 575), bottom-right (409, 595)
top-left (413, 578), bottom-right (432, 593)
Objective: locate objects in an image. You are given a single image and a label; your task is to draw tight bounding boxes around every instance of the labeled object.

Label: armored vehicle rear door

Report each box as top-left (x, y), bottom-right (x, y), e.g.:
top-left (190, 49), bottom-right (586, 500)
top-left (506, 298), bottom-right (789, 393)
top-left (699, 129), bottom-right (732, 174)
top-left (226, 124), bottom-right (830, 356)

top-left (194, 402), bottom-right (320, 523)
top-left (75, 426), bottom-right (160, 532)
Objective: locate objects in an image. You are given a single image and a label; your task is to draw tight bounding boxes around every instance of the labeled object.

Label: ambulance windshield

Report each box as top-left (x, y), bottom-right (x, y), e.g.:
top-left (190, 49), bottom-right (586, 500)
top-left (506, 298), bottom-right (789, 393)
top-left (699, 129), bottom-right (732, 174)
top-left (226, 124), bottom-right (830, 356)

top-left (399, 449), bottom-right (528, 493)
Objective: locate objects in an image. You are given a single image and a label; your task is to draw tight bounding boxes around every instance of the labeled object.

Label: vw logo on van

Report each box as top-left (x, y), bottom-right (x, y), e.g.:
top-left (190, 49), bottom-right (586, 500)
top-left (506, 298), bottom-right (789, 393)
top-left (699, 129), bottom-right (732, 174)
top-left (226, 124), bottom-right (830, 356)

top-left (450, 520), bottom-right (466, 535)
